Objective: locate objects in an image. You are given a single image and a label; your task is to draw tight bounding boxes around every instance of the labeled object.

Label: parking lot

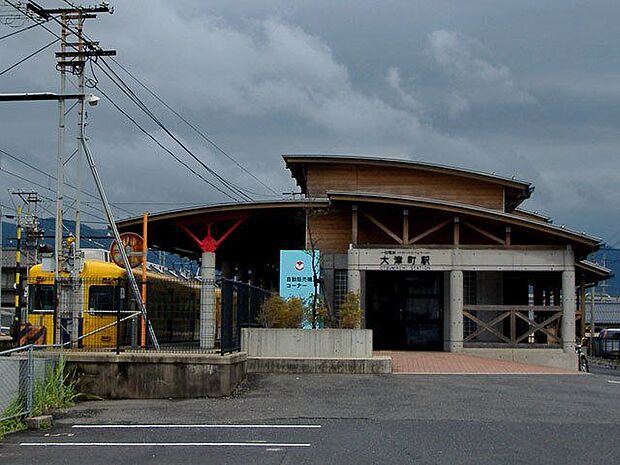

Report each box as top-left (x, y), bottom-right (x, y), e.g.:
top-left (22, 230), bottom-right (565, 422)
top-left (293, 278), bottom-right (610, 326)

top-left (1, 371), bottom-right (619, 464)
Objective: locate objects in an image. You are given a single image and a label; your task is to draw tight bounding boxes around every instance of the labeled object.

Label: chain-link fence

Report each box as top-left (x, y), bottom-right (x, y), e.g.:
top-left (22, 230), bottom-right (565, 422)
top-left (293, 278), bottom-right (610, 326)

top-left (0, 345), bottom-right (57, 424)
top-left (0, 308), bottom-right (12, 336)
top-left (18, 276), bottom-right (271, 354)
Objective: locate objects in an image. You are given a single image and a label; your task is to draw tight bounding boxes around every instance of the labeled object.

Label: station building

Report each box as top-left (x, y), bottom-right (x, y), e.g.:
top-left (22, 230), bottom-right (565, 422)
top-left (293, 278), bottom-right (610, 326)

top-left (117, 155), bottom-right (611, 368)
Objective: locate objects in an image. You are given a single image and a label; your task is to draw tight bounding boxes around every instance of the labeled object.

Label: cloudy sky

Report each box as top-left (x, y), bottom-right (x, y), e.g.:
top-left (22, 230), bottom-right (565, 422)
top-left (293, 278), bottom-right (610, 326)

top-left (1, 0), bottom-right (619, 244)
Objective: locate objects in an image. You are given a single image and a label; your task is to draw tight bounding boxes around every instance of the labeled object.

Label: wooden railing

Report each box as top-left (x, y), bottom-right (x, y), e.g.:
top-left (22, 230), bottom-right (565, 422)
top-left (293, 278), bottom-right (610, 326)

top-left (463, 305), bottom-right (562, 348)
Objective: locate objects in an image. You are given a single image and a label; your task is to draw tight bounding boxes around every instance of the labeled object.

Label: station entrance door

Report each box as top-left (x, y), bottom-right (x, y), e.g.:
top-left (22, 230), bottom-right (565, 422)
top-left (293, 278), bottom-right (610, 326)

top-left (366, 271), bottom-right (444, 350)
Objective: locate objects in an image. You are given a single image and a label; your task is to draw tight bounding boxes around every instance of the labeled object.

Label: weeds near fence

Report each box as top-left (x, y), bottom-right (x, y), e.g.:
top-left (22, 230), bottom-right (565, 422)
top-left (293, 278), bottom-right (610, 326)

top-left (0, 399), bottom-right (27, 439)
top-left (32, 357), bottom-right (78, 417)
top-left (0, 356), bottom-right (78, 439)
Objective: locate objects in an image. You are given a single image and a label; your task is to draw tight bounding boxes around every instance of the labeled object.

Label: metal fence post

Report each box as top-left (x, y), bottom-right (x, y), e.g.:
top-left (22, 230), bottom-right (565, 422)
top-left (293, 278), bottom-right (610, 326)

top-left (26, 344), bottom-right (33, 414)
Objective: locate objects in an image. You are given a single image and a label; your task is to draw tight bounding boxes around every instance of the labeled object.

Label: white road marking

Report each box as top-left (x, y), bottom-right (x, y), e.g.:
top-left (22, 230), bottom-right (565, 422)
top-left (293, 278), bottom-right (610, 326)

top-left (72, 424), bottom-right (321, 429)
top-left (607, 379), bottom-right (620, 384)
top-left (393, 372), bottom-right (579, 375)
top-left (20, 442), bottom-right (311, 448)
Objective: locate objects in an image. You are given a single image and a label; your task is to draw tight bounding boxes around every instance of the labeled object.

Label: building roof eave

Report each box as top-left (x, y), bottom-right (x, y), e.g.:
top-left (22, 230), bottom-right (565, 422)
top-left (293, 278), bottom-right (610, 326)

top-left (116, 198), bottom-right (329, 229)
top-left (283, 154), bottom-right (533, 202)
top-left (326, 190), bottom-right (602, 248)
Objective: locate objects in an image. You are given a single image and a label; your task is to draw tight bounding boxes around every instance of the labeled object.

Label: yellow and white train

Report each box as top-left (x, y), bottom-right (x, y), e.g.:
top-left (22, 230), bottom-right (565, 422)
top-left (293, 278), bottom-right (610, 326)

top-left (27, 251), bottom-right (204, 348)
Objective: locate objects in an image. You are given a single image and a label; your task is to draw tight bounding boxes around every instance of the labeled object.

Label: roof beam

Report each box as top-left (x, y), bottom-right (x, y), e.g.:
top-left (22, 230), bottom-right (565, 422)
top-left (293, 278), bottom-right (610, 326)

top-left (361, 210), bottom-right (403, 244)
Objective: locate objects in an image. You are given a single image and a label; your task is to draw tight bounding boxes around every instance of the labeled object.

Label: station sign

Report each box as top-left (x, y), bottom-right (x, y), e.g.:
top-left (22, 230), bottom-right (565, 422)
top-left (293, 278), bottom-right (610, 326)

top-left (377, 249), bottom-right (432, 271)
top-left (279, 249), bottom-right (320, 300)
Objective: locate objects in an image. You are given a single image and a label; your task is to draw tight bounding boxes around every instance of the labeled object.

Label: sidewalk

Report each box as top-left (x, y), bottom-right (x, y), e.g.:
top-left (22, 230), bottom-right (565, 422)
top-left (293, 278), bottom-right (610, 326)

top-left (375, 351), bottom-right (577, 374)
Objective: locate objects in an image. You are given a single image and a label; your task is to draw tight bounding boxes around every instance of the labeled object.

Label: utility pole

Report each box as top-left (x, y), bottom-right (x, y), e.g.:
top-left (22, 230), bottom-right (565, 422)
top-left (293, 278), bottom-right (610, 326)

top-left (13, 204), bottom-right (22, 344)
top-left (9, 191), bottom-right (42, 345)
top-left (26, 1), bottom-right (115, 344)
top-left (2, 2), bottom-right (159, 350)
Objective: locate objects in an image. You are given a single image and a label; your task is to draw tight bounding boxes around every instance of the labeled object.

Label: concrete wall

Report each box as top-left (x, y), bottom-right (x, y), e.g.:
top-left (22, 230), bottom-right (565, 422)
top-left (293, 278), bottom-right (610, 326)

top-left (247, 356), bottom-right (391, 374)
top-left (242, 328), bottom-right (373, 358)
top-left (65, 352), bottom-right (246, 399)
top-left (462, 348), bottom-right (577, 371)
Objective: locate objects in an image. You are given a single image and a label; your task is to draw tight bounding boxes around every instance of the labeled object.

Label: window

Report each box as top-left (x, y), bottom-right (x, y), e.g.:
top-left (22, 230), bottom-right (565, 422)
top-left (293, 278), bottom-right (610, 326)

top-left (28, 284), bottom-right (56, 313)
top-left (463, 271), bottom-right (477, 305)
top-left (463, 272), bottom-right (477, 337)
top-left (88, 286), bottom-right (121, 313)
top-left (334, 270), bottom-right (348, 310)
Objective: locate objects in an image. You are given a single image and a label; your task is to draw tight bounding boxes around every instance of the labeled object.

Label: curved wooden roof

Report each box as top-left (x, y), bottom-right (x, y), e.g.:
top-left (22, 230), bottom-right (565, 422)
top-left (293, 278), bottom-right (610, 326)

top-left (283, 154), bottom-right (534, 209)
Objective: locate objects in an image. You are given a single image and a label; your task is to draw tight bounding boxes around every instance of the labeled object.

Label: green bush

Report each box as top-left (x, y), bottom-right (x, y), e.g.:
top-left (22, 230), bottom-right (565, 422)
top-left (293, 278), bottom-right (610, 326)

top-left (285, 297), bottom-right (305, 328)
top-left (260, 295), bottom-right (304, 328)
top-left (339, 292), bottom-right (362, 329)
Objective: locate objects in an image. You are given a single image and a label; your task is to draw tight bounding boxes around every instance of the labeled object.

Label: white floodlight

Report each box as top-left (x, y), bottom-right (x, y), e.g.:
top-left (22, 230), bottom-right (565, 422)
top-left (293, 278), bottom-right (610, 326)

top-left (86, 94), bottom-right (101, 106)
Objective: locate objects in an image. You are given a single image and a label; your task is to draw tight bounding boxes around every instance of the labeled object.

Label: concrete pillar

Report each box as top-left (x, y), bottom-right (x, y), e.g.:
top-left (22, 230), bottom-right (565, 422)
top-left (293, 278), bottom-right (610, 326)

top-left (446, 270), bottom-right (463, 352)
top-left (200, 251), bottom-right (216, 349)
top-left (347, 247), bottom-right (363, 327)
top-left (561, 269), bottom-right (576, 353)
top-left (443, 272), bottom-right (451, 350)
top-left (347, 248), bottom-right (361, 295)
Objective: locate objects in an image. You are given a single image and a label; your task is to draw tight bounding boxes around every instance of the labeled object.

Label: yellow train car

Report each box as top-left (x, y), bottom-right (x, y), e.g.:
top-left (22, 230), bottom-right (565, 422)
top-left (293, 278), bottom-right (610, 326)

top-left (27, 258), bottom-right (204, 349)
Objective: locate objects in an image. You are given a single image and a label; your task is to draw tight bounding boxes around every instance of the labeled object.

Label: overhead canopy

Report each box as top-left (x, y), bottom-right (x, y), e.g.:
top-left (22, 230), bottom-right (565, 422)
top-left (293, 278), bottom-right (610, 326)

top-left (116, 199), bottom-right (327, 264)
top-left (326, 190), bottom-right (602, 256)
top-left (576, 260), bottom-right (614, 287)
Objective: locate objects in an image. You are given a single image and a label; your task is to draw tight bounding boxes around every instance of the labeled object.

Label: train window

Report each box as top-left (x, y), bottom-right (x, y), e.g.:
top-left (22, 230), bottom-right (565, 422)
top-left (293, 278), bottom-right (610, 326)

top-left (29, 284), bottom-right (55, 312)
top-left (89, 286), bottom-right (121, 313)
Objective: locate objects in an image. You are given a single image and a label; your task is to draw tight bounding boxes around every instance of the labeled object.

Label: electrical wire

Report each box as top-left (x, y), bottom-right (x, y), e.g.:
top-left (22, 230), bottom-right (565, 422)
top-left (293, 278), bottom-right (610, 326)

top-left (3, 1), bottom-right (255, 204)
top-left (0, 165), bottom-right (109, 221)
top-left (95, 59), bottom-right (252, 202)
top-left (91, 84), bottom-right (243, 202)
top-left (0, 37), bottom-right (59, 77)
top-left (0, 18), bottom-right (46, 41)
top-left (0, 147), bottom-right (135, 216)
top-left (109, 58), bottom-right (280, 197)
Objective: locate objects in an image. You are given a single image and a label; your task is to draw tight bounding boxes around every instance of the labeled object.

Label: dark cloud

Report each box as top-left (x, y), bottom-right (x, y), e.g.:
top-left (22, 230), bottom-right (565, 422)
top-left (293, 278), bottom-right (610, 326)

top-left (0, 0), bottom-right (618, 242)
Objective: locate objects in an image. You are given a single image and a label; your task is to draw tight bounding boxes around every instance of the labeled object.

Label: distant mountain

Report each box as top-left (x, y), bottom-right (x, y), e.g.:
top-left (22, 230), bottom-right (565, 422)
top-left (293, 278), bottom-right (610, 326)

top-left (1, 217), bottom-right (111, 250)
top-left (1, 217), bottom-right (197, 273)
top-left (590, 247), bottom-right (620, 297)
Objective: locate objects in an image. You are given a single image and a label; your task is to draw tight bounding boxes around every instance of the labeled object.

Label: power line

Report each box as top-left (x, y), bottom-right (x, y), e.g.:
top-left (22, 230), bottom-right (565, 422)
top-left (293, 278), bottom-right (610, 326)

top-left (0, 37), bottom-right (59, 77)
top-left (0, 17), bottom-right (46, 41)
top-left (0, 147), bottom-right (135, 216)
top-left (0, 165), bottom-right (108, 221)
top-left (3, 3), bottom-right (250, 202)
top-left (91, 84), bottom-right (243, 202)
top-left (95, 59), bottom-right (253, 202)
top-left (109, 58), bottom-right (280, 197)
top-left (3, 2), bottom-right (253, 204)
top-left (0, 202), bottom-right (17, 213)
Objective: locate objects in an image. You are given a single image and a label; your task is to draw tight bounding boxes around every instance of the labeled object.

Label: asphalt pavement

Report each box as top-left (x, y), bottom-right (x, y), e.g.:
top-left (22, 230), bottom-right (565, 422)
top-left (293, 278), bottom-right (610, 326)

top-left (1, 371), bottom-right (619, 464)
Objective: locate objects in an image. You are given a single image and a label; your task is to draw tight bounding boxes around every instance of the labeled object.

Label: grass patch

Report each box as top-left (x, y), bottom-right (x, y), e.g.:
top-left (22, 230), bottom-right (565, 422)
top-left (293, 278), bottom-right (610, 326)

top-left (0, 356), bottom-right (78, 439)
top-left (31, 356), bottom-right (78, 417)
top-left (0, 399), bottom-right (27, 439)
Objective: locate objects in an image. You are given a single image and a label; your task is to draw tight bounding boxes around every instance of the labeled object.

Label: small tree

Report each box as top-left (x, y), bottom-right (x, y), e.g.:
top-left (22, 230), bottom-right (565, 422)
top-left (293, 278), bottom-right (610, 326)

top-left (339, 291), bottom-right (362, 329)
top-left (303, 294), bottom-right (330, 328)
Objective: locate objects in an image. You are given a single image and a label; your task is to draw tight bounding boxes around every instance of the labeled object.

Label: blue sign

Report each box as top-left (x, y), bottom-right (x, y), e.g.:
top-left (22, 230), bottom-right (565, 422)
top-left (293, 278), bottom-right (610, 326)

top-left (279, 249), bottom-right (320, 300)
